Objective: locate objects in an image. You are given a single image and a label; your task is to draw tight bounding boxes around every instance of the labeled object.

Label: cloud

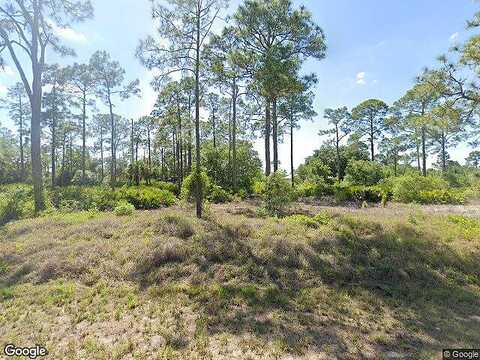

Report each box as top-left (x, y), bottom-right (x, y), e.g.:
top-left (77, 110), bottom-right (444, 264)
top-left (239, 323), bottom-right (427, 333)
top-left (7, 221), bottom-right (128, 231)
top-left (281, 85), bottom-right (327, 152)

top-left (48, 20), bottom-right (87, 44)
top-left (449, 32), bottom-right (459, 42)
top-left (0, 84), bottom-right (7, 95)
top-left (356, 72), bottom-right (366, 85)
top-left (0, 65), bottom-right (15, 76)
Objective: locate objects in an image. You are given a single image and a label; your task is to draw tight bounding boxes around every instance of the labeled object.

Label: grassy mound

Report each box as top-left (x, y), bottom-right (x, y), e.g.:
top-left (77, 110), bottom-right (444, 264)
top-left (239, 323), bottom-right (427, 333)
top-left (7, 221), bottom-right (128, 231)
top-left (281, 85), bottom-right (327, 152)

top-left (0, 205), bottom-right (479, 359)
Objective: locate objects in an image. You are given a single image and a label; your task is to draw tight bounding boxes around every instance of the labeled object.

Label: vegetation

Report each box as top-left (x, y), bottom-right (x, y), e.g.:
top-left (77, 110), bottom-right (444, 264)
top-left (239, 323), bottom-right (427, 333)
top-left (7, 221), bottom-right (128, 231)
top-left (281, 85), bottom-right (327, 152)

top-left (1, 204), bottom-right (479, 358)
top-left (2, 0), bottom-right (480, 358)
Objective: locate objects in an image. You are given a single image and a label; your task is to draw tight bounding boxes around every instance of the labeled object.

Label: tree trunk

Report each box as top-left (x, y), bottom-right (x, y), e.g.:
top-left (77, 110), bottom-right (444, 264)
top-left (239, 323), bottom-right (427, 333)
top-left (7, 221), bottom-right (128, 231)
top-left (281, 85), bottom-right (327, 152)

top-left (232, 83), bottom-right (238, 192)
top-left (421, 126), bottom-right (427, 176)
top-left (369, 118), bottom-right (375, 162)
top-left (194, 5), bottom-right (202, 218)
top-left (272, 97), bottom-right (278, 172)
top-left (19, 94), bottom-right (25, 180)
top-left (290, 120), bottom-right (294, 187)
top-left (265, 98), bottom-right (271, 176)
top-left (108, 92), bottom-right (116, 188)
top-left (100, 127), bottom-right (104, 182)
top-left (51, 115), bottom-right (56, 188)
top-left (212, 106), bottom-right (216, 148)
top-left (335, 124), bottom-right (341, 181)
top-left (441, 130), bottom-right (446, 173)
top-left (81, 90), bottom-right (87, 184)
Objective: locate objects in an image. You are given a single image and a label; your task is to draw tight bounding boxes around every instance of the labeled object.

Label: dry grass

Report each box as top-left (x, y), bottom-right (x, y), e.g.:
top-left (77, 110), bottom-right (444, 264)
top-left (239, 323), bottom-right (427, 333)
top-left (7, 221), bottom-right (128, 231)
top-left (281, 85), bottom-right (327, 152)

top-left (0, 203), bottom-right (479, 359)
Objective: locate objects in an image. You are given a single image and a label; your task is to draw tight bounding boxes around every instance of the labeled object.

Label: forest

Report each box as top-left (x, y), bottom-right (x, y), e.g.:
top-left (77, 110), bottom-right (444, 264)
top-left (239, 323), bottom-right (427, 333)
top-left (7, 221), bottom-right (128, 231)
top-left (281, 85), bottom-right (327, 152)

top-left (1, 0), bottom-right (480, 359)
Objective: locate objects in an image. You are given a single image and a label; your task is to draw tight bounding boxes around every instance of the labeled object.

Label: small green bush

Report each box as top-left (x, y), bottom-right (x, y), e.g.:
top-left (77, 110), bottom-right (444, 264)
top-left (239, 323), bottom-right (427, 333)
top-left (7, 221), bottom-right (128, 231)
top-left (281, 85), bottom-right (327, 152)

top-left (418, 189), bottom-right (466, 205)
top-left (116, 186), bottom-right (176, 209)
top-left (344, 160), bottom-right (385, 186)
top-left (263, 172), bottom-right (295, 216)
top-left (252, 178), bottom-right (266, 197)
top-left (333, 183), bottom-right (382, 203)
top-left (392, 174), bottom-right (450, 203)
top-left (284, 214), bottom-right (320, 228)
top-left (0, 184), bottom-right (35, 225)
top-left (181, 169), bottom-right (210, 203)
top-left (151, 180), bottom-right (178, 194)
top-left (208, 185), bottom-right (232, 204)
top-left (114, 201), bottom-right (135, 216)
top-left (296, 180), bottom-right (333, 198)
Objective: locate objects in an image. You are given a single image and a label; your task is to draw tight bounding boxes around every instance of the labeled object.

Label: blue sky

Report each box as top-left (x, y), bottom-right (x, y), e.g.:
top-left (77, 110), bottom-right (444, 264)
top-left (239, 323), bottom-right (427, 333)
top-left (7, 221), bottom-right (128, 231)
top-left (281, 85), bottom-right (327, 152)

top-left (0, 0), bottom-right (478, 170)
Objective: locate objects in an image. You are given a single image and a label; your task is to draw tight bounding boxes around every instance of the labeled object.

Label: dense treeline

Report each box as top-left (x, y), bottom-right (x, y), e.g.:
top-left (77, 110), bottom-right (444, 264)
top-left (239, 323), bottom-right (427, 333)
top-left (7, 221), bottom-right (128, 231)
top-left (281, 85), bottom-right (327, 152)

top-left (1, 0), bottom-right (480, 220)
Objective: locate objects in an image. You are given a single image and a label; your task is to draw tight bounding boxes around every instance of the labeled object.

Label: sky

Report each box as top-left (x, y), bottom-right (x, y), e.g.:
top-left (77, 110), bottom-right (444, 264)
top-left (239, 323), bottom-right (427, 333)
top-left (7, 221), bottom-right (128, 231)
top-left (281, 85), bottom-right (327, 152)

top-left (0, 0), bottom-right (478, 171)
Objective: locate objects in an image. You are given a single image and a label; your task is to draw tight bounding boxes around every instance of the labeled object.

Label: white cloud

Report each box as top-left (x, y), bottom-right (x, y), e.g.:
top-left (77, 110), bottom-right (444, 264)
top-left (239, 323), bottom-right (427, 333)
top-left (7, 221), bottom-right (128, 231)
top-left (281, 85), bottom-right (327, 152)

top-left (0, 65), bottom-right (15, 76)
top-left (356, 72), bottom-right (366, 85)
top-left (449, 32), bottom-right (459, 42)
top-left (48, 20), bottom-right (87, 44)
top-left (0, 84), bottom-right (7, 95)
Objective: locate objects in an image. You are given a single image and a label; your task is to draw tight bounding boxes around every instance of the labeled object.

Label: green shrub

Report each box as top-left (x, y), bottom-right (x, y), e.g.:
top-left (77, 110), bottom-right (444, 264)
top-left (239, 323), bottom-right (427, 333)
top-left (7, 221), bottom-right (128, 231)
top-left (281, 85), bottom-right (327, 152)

top-left (208, 185), bottom-right (232, 204)
top-left (284, 214), bottom-right (320, 228)
top-left (114, 201), bottom-right (135, 216)
top-left (296, 180), bottom-right (333, 198)
top-left (418, 189), bottom-right (466, 205)
top-left (181, 169), bottom-right (210, 203)
top-left (0, 184), bottom-right (35, 225)
top-left (344, 160), bottom-right (385, 186)
top-left (151, 180), bottom-right (178, 194)
top-left (116, 186), bottom-right (176, 209)
top-left (263, 172), bottom-right (295, 216)
top-left (252, 178), bottom-right (266, 196)
top-left (392, 174), bottom-right (449, 203)
top-left (333, 183), bottom-right (382, 203)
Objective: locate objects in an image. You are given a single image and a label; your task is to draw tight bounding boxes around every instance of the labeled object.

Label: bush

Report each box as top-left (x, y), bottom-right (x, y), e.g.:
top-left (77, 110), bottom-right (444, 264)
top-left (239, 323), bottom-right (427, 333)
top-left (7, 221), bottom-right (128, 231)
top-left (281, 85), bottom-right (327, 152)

top-left (116, 186), bottom-right (176, 209)
top-left (114, 201), bottom-right (135, 216)
top-left (391, 174), bottom-right (450, 203)
top-left (417, 189), bottom-right (466, 205)
top-left (181, 169), bottom-right (210, 203)
top-left (344, 160), bottom-right (385, 186)
top-left (333, 183), bottom-right (383, 203)
top-left (208, 185), bottom-right (232, 204)
top-left (296, 180), bottom-right (333, 198)
top-left (151, 180), bottom-right (178, 194)
top-left (0, 184), bottom-right (35, 225)
top-left (71, 170), bottom-right (98, 186)
top-left (263, 172), bottom-right (295, 216)
top-left (252, 178), bottom-right (266, 197)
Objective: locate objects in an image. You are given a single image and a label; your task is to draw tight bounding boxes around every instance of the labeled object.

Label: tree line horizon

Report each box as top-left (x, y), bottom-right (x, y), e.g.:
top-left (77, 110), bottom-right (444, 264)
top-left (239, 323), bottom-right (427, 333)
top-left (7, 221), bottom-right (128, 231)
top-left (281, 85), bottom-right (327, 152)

top-left (1, 0), bottom-right (480, 218)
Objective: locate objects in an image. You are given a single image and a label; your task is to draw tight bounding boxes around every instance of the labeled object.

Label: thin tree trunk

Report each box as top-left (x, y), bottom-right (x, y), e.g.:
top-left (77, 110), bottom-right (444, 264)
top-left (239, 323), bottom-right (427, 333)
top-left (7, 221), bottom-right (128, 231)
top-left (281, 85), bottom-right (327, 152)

top-left (212, 106), bottom-right (216, 148)
top-left (51, 113), bottom-right (56, 188)
top-left (81, 90), bottom-right (87, 184)
top-left (290, 120), bottom-right (294, 187)
top-left (100, 127), bottom-right (104, 182)
top-left (441, 130), bottom-right (446, 173)
top-left (335, 124), bottom-right (341, 181)
top-left (19, 94), bottom-right (25, 180)
top-left (421, 125), bottom-right (427, 176)
top-left (108, 91), bottom-right (116, 188)
top-left (369, 118), bottom-right (375, 162)
top-left (232, 84), bottom-right (238, 192)
top-left (272, 97), bottom-right (278, 172)
top-left (194, 5), bottom-right (202, 218)
top-left (265, 98), bottom-right (271, 176)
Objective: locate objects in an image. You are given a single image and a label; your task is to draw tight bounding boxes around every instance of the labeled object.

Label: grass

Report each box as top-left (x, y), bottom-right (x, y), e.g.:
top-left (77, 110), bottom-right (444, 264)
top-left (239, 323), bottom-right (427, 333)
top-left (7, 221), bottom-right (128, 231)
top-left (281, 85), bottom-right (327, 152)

top-left (0, 203), bottom-right (479, 359)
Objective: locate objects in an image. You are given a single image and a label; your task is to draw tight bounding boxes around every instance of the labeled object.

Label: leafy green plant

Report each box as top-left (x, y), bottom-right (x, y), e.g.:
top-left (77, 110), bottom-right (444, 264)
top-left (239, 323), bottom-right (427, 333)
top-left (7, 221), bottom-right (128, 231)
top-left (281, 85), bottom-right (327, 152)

top-left (114, 201), bottom-right (135, 216)
top-left (181, 169), bottom-right (210, 203)
top-left (344, 160), bottom-right (385, 186)
top-left (207, 185), bottom-right (232, 204)
top-left (263, 172), bottom-right (295, 216)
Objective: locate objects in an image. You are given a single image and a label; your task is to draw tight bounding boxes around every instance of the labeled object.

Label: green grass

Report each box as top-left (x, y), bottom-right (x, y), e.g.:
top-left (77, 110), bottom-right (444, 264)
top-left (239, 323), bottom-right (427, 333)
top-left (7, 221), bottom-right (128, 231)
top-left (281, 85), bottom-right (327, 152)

top-left (0, 203), bottom-right (479, 359)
